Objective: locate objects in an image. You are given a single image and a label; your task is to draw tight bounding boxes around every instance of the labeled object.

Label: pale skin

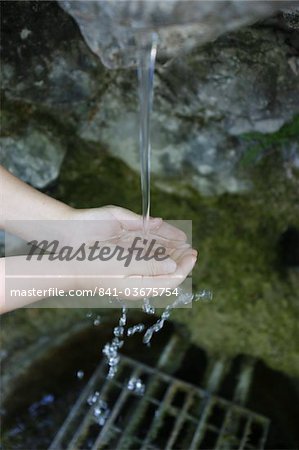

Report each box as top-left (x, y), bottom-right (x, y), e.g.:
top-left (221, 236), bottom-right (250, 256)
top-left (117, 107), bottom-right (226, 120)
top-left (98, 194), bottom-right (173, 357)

top-left (0, 166), bottom-right (197, 314)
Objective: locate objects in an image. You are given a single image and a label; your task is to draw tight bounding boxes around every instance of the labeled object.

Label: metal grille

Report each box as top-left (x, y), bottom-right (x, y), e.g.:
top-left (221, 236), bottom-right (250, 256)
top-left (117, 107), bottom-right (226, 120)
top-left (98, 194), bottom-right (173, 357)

top-left (49, 342), bottom-right (270, 450)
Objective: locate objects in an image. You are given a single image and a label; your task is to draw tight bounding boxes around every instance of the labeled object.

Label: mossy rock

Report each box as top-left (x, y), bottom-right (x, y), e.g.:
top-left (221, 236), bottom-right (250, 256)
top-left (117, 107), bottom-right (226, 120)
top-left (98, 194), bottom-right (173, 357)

top-left (46, 127), bottom-right (299, 377)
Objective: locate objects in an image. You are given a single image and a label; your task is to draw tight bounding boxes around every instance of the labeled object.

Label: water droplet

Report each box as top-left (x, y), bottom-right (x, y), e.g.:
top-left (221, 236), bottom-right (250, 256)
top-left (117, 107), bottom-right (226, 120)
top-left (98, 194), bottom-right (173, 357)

top-left (119, 308), bottom-right (127, 326)
top-left (161, 310), bottom-right (170, 320)
top-left (91, 397), bottom-right (110, 426)
top-left (127, 377), bottom-right (145, 396)
top-left (93, 316), bottom-right (101, 326)
top-left (87, 391), bottom-right (100, 406)
top-left (76, 370), bottom-right (84, 379)
top-left (114, 326), bottom-right (124, 337)
top-left (143, 328), bottom-right (154, 344)
top-left (127, 323), bottom-right (145, 336)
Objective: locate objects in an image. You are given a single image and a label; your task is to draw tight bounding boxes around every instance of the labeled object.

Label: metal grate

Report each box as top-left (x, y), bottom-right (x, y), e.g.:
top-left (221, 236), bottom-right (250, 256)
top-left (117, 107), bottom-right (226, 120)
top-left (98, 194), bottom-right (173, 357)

top-left (49, 339), bottom-right (270, 450)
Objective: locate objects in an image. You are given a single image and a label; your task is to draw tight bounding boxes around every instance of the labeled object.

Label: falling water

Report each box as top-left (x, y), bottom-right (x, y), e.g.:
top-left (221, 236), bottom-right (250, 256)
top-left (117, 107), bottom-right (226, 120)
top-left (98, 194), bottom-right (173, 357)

top-left (83, 31), bottom-right (213, 394)
top-left (100, 287), bottom-right (212, 377)
top-left (137, 32), bottom-right (158, 234)
top-left (102, 307), bottom-right (127, 379)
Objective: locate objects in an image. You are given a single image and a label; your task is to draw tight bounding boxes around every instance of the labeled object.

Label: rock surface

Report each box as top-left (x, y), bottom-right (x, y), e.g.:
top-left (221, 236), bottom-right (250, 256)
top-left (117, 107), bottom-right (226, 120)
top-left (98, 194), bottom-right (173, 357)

top-left (81, 25), bottom-right (299, 195)
top-left (1, 1), bottom-right (298, 194)
top-left (0, 126), bottom-right (65, 188)
top-left (60, 0), bottom-right (295, 69)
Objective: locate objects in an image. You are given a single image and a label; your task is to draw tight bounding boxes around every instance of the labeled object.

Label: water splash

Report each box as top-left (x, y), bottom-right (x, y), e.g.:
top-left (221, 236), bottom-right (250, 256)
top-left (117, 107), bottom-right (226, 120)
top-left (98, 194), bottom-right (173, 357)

top-left (102, 287), bottom-right (212, 376)
top-left (143, 289), bottom-right (194, 345)
top-left (194, 289), bottom-right (213, 302)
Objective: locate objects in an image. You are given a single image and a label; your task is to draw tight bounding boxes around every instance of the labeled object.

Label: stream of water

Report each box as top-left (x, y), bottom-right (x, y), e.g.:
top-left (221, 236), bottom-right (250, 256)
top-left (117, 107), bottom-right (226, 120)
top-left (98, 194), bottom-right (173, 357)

top-left (137, 32), bottom-right (158, 234)
top-left (100, 33), bottom-right (213, 384)
top-left (87, 33), bottom-right (212, 418)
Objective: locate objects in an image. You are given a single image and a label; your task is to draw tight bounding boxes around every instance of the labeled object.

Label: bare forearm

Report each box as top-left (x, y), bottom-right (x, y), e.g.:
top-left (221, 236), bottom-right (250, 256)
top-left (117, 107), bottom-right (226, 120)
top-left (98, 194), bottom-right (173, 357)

top-left (0, 166), bottom-right (72, 232)
top-left (0, 256), bottom-right (78, 314)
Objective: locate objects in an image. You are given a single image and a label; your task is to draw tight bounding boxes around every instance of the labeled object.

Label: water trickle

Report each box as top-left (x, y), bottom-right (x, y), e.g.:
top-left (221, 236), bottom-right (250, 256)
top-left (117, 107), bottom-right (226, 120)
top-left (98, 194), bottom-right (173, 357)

top-left (127, 323), bottom-right (145, 336)
top-left (142, 289), bottom-right (194, 345)
top-left (102, 307), bottom-right (127, 379)
top-left (142, 313), bottom-right (171, 345)
top-left (137, 32), bottom-right (158, 234)
top-left (119, 307), bottom-right (127, 326)
top-left (142, 298), bottom-right (155, 315)
top-left (103, 342), bottom-right (120, 380)
top-left (114, 326), bottom-right (125, 337)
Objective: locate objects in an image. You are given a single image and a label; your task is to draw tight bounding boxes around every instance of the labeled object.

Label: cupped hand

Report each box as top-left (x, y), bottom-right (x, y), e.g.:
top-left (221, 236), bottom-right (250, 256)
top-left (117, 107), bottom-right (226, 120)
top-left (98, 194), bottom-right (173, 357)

top-left (67, 205), bottom-right (187, 245)
top-left (66, 206), bottom-right (197, 299)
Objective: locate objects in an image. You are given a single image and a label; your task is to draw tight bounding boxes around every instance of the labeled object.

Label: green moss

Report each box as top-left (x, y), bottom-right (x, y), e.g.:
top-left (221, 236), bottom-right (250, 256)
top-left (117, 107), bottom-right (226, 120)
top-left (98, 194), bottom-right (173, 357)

top-left (239, 115), bottom-right (299, 167)
top-left (50, 135), bottom-right (299, 377)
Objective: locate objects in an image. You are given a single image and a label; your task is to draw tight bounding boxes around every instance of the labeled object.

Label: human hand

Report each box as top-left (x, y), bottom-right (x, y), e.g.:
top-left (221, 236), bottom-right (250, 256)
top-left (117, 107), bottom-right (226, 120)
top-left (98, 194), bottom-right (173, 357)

top-left (1, 166), bottom-right (197, 311)
top-left (66, 205), bottom-right (188, 244)
top-left (63, 206), bottom-right (197, 298)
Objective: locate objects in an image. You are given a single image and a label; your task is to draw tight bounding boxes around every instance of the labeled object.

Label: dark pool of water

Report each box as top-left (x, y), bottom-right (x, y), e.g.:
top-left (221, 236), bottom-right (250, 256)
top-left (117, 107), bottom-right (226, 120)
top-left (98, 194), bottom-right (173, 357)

top-left (1, 313), bottom-right (174, 449)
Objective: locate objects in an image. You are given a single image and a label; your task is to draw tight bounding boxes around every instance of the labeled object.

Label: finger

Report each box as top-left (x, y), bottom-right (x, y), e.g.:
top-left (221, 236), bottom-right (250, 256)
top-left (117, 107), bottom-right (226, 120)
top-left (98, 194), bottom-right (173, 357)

top-left (152, 221), bottom-right (188, 242)
top-left (110, 250), bottom-right (196, 300)
top-left (123, 255), bottom-right (177, 277)
top-left (175, 251), bottom-right (197, 280)
top-left (124, 248), bottom-right (196, 292)
top-left (167, 244), bottom-right (192, 259)
top-left (145, 249), bottom-right (196, 288)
